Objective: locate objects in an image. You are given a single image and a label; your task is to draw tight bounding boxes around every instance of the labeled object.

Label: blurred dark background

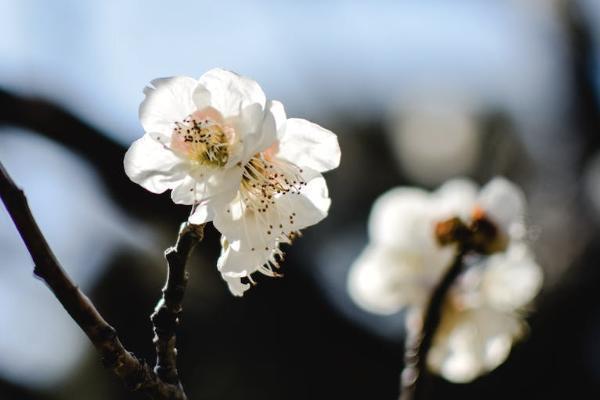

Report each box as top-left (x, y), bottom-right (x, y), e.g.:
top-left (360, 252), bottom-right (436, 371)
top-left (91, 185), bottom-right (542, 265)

top-left (1, 0), bottom-right (600, 399)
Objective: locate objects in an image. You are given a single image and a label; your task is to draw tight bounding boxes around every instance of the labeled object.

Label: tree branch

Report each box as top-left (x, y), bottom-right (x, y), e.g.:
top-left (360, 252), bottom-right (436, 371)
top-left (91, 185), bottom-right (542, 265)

top-left (0, 160), bottom-right (189, 400)
top-left (151, 222), bottom-right (204, 387)
top-left (399, 248), bottom-right (467, 400)
top-left (0, 88), bottom-right (180, 220)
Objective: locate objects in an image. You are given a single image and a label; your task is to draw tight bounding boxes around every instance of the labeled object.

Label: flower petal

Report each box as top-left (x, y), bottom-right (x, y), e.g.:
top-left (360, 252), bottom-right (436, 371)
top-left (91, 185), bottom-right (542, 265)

top-left (368, 187), bottom-right (433, 250)
top-left (433, 179), bottom-right (478, 221)
top-left (213, 168), bottom-right (330, 252)
top-left (282, 168), bottom-right (331, 230)
top-left (198, 68), bottom-right (266, 118)
top-left (226, 103), bottom-right (272, 163)
top-left (123, 134), bottom-right (187, 194)
top-left (223, 275), bottom-right (251, 297)
top-left (238, 100), bottom-right (283, 161)
top-left (481, 243), bottom-right (543, 311)
top-left (170, 175), bottom-right (198, 205)
top-left (187, 166), bottom-right (244, 222)
top-left (478, 177), bottom-right (526, 236)
top-left (348, 245), bottom-right (418, 315)
top-left (139, 76), bottom-right (198, 139)
top-left (428, 307), bottom-right (524, 383)
top-left (188, 188), bottom-right (240, 225)
top-left (217, 242), bottom-right (271, 277)
top-left (276, 118), bottom-right (341, 172)
top-left (217, 239), bottom-right (278, 296)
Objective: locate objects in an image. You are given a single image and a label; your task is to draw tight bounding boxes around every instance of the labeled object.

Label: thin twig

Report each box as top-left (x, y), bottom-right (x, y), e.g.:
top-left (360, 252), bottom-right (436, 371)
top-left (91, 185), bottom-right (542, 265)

top-left (151, 222), bottom-right (204, 387)
top-left (399, 247), bottom-right (467, 400)
top-left (0, 161), bottom-right (188, 400)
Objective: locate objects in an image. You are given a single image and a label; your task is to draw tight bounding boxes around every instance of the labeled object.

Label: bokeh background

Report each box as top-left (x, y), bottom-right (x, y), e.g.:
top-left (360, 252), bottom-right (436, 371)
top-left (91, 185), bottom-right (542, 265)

top-left (1, 0), bottom-right (600, 399)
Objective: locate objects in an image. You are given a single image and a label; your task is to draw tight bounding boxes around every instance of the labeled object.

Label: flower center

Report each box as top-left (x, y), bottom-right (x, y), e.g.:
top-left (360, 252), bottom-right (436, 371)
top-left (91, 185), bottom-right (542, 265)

top-left (240, 155), bottom-right (306, 215)
top-left (171, 109), bottom-right (233, 167)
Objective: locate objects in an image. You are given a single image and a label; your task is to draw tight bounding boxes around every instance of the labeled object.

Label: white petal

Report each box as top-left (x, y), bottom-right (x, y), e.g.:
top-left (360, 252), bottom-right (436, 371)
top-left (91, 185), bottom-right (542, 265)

top-left (433, 179), bottom-right (478, 221)
top-left (223, 275), bottom-right (251, 297)
top-left (276, 118), bottom-right (340, 172)
top-left (170, 175), bottom-right (198, 205)
top-left (139, 76), bottom-right (198, 138)
top-left (478, 177), bottom-right (526, 236)
top-left (187, 166), bottom-right (244, 222)
top-left (428, 307), bottom-right (524, 383)
top-left (238, 100), bottom-right (283, 160)
top-left (198, 68), bottom-right (266, 118)
top-left (217, 239), bottom-right (279, 296)
top-left (213, 169), bottom-right (330, 252)
top-left (213, 197), bottom-right (275, 252)
top-left (285, 169), bottom-right (331, 230)
top-left (188, 187), bottom-right (240, 224)
top-left (368, 187), bottom-right (433, 250)
top-left (217, 243), bottom-right (270, 277)
top-left (267, 100), bottom-right (287, 132)
top-left (349, 245), bottom-right (427, 315)
top-left (227, 103), bottom-right (273, 163)
top-left (481, 243), bottom-right (543, 311)
top-left (123, 134), bottom-right (187, 194)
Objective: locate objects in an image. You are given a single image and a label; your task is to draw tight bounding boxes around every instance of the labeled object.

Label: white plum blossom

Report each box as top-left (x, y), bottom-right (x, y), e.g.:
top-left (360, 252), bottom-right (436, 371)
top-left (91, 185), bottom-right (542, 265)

top-left (349, 181), bottom-right (475, 315)
top-left (125, 69), bottom-right (278, 220)
top-left (347, 177), bottom-right (542, 382)
top-left (427, 243), bottom-right (542, 382)
top-left (124, 69), bottom-right (340, 296)
top-left (211, 112), bottom-right (340, 296)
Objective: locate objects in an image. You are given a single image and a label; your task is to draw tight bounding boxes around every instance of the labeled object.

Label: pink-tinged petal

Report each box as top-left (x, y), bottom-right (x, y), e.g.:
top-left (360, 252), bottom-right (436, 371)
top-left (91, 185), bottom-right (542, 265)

top-left (277, 118), bottom-right (340, 172)
top-left (198, 68), bottom-right (266, 118)
top-left (226, 103), bottom-right (269, 163)
top-left (139, 76), bottom-right (198, 138)
top-left (236, 100), bottom-right (282, 161)
top-left (123, 134), bottom-right (187, 193)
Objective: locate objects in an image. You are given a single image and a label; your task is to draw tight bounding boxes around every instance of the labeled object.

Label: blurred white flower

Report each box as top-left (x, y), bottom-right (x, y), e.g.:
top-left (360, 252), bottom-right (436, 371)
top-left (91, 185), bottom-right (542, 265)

top-left (427, 243), bottom-right (542, 382)
top-left (348, 177), bottom-right (541, 382)
top-left (124, 69), bottom-right (340, 296)
top-left (349, 181), bottom-right (476, 314)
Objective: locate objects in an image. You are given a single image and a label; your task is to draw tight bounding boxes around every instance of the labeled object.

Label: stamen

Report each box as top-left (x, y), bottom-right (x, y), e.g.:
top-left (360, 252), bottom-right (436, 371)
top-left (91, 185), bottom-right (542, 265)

top-left (236, 153), bottom-right (307, 277)
top-left (171, 113), bottom-right (231, 167)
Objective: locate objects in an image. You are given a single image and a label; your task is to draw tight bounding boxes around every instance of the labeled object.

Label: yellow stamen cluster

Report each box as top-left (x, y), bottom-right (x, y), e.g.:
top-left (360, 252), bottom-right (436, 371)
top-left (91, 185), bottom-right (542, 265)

top-left (173, 116), bottom-right (229, 167)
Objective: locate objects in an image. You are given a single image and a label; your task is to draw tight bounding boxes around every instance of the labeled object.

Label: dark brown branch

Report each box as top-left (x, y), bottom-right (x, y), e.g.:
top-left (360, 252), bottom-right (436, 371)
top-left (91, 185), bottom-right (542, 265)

top-left (151, 222), bottom-right (204, 388)
top-left (399, 247), bottom-right (467, 400)
top-left (0, 160), bottom-right (188, 400)
top-left (0, 88), bottom-right (181, 221)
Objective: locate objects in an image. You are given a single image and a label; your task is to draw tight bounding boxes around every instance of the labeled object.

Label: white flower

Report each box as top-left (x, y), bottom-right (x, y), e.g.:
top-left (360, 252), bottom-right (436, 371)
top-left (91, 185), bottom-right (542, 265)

top-left (124, 69), bottom-right (278, 220)
top-left (348, 179), bottom-right (478, 314)
top-left (347, 177), bottom-right (541, 382)
top-left (124, 69), bottom-right (340, 296)
top-left (427, 243), bottom-right (543, 382)
top-left (209, 104), bottom-right (340, 296)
